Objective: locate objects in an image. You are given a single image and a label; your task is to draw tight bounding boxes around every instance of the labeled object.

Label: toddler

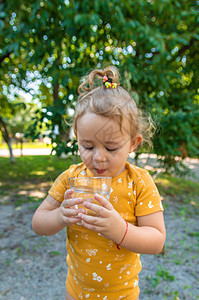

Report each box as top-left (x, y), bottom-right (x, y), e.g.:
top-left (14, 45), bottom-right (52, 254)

top-left (32, 66), bottom-right (166, 300)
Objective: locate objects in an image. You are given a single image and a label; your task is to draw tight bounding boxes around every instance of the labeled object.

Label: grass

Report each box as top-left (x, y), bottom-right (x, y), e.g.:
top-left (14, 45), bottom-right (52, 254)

top-left (0, 155), bottom-right (78, 182)
top-left (0, 155), bottom-right (198, 210)
top-left (0, 155), bottom-right (80, 206)
top-left (155, 174), bottom-right (199, 211)
top-left (0, 142), bottom-right (51, 150)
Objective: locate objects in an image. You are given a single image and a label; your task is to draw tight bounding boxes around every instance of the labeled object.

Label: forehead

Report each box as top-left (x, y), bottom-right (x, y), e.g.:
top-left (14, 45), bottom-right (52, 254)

top-left (77, 112), bottom-right (131, 142)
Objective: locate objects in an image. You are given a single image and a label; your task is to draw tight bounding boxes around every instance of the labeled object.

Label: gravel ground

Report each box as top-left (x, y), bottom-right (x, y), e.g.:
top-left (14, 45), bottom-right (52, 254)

top-left (0, 155), bottom-right (199, 300)
top-left (0, 196), bottom-right (198, 300)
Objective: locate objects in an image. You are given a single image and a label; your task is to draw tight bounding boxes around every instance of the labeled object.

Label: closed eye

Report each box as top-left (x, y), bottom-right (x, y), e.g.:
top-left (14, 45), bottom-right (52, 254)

top-left (106, 148), bottom-right (118, 152)
top-left (83, 146), bottom-right (93, 150)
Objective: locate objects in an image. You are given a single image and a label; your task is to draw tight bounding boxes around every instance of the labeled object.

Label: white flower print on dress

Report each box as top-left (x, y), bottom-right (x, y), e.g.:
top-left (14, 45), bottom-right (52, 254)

top-left (113, 196), bottom-right (118, 203)
top-left (114, 254), bottom-right (124, 261)
top-left (77, 273), bottom-right (85, 282)
top-left (73, 274), bottom-right (78, 285)
top-left (75, 260), bottom-right (78, 269)
top-left (84, 288), bottom-right (95, 292)
top-left (106, 263), bottom-right (112, 270)
top-left (134, 279), bottom-right (138, 287)
top-left (148, 201), bottom-right (154, 208)
top-left (92, 272), bottom-right (103, 282)
top-left (80, 170), bottom-right (86, 175)
top-left (120, 213), bottom-right (128, 219)
top-left (69, 242), bottom-right (74, 253)
top-left (128, 181), bottom-right (134, 188)
top-left (107, 240), bottom-right (114, 247)
top-left (86, 246), bottom-right (98, 256)
top-left (97, 276), bottom-right (103, 282)
top-left (81, 232), bottom-right (89, 240)
top-left (119, 264), bottom-right (131, 273)
top-left (152, 189), bottom-right (159, 197)
top-left (140, 178), bottom-right (145, 186)
top-left (126, 271), bottom-right (130, 275)
top-left (86, 258), bottom-right (91, 263)
top-left (117, 178), bottom-right (122, 183)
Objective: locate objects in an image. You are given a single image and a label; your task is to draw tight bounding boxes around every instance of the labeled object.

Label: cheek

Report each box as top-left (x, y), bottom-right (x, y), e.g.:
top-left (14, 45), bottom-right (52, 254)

top-left (79, 148), bottom-right (93, 165)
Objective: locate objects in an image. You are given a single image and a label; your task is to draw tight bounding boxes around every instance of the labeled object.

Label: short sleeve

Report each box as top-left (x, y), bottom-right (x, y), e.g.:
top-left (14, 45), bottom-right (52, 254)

top-left (48, 163), bottom-right (86, 202)
top-left (134, 172), bottom-right (163, 216)
top-left (48, 171), bottom-right (69, 202)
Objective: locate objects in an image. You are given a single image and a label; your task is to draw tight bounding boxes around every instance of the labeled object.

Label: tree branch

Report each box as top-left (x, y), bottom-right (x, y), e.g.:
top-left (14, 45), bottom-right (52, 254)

top-left (172, 38), bottom-right (197, 61)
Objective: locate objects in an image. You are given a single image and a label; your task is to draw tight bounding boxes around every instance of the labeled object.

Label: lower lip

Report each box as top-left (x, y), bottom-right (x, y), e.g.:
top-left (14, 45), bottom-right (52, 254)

top-left (95, 169), bottom-right (106, 175)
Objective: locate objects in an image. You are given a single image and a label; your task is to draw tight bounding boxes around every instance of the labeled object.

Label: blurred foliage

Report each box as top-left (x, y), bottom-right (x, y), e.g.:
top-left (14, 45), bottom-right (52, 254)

top-left (0, 0), bottom-right (199, 172)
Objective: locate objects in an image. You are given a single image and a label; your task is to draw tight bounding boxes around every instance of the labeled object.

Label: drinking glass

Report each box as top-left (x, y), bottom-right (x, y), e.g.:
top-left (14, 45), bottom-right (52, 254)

top-left (69, 177), bottom-right (112, 219)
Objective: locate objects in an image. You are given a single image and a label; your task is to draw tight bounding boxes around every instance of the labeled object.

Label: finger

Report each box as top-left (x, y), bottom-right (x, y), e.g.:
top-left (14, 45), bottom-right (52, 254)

top-left (77, 213), bottom-right (102, 231)
top-left (61, 197), bottom-right (84, 208)
top-left (62, 207), bottom-right (85, 217)
top-left (63, 216), bottom-right (82, 225)
top-left (78, 212), bottom-right (100, 224)
top-left (83, 201), bottom-right (106, 217)
top-left (94, 194), bottom-right (112, 210)
top-left (64, 189), bottom-right (74, 199)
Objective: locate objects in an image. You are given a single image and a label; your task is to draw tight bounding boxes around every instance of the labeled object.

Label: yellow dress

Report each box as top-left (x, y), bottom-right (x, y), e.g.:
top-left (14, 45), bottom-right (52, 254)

top-left (49, 162), bottom-right (163, 300)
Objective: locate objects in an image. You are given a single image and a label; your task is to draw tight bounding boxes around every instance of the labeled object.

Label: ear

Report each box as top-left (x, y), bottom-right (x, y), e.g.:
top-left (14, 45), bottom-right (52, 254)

top-left (129, 135), bottom-right (142, 153)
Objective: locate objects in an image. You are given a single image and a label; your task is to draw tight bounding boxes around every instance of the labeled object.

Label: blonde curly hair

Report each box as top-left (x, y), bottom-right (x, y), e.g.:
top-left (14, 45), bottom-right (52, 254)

top-left (73, 66), bottom-right (154, 150)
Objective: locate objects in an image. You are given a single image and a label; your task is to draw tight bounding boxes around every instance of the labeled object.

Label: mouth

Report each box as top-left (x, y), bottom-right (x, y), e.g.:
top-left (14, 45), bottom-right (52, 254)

top-left (95, 169), bottom-right (106, 175)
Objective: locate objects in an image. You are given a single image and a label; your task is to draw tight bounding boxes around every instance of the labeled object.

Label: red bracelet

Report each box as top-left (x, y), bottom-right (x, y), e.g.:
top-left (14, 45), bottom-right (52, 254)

top-left (116, 221), bottom-right (128, 250)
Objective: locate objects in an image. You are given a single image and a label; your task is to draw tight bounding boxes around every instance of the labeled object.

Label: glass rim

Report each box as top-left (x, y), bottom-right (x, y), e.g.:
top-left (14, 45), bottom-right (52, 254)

top-left (69, 176), bottom-right (112, 180)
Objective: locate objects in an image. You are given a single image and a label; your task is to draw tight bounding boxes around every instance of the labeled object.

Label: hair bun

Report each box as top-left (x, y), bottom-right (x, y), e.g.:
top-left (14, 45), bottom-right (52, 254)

top-left (103, 66), bottom-right (120, 85)
top-left (78, 65), bottom-right (120, 95)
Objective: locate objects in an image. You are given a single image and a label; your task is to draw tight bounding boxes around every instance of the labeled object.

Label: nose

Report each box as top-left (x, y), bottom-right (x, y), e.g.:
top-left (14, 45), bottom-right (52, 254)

top-left (93, 148), bottom-right (106, 163)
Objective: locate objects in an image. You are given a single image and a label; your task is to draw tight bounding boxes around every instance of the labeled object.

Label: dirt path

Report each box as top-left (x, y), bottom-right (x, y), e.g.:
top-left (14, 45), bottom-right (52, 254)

top-left (0, 153), bottom-right (198, 299)
top-left (0, 197), bottom-right (198, 299)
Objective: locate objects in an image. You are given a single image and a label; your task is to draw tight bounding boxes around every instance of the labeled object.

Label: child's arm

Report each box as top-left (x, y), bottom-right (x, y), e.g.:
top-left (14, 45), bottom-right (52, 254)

top-left (78, 194), bottom-right (166, 254)
top-left (121, 211), bottom-right (165, 254)
top-left (32, 189), bottom-right (84, 236)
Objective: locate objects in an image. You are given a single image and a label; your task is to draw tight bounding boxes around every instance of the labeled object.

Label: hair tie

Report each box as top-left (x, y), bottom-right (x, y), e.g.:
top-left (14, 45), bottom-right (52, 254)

top-left (103, 75), bottom-right (117, 89)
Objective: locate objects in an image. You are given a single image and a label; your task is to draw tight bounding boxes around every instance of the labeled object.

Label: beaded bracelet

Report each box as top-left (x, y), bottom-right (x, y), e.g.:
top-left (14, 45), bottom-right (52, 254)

top-left (116, 221), bottom-right (128, 250)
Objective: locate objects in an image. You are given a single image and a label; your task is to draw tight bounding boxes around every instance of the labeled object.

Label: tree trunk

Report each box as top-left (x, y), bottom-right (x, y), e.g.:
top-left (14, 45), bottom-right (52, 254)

top-left (0, 116), bottom-right (15, 162)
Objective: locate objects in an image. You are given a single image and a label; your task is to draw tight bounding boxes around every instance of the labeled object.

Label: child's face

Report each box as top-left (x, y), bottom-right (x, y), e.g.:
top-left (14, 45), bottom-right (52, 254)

top-left (77, 112), bottom-right (141, 177)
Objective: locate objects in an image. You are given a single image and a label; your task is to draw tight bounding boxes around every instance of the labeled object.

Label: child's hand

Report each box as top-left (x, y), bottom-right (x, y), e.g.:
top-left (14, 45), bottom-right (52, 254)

top-left (78, 194), bottom-right (126, 245)
top-left (57, 189), bottom-right (85, 227)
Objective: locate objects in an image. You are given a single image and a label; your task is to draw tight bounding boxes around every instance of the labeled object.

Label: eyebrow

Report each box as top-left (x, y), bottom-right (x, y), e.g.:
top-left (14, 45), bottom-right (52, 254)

top-left (79, 139), bottom-right (120, 145)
